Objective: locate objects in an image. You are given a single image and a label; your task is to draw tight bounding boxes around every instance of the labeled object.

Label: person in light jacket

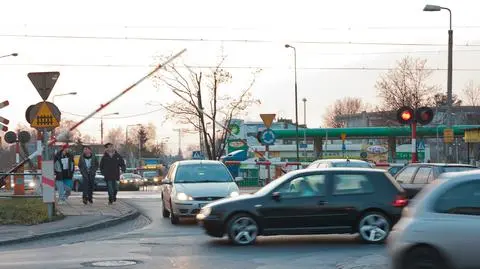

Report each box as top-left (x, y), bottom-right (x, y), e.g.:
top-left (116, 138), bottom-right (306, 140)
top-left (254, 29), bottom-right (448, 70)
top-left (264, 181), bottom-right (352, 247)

top-left (54, 144), bottom-right (75, 204)
top-left (100, 143), bottom-right (126, 204)
top-left (78, 146), bottom-right (99, 205)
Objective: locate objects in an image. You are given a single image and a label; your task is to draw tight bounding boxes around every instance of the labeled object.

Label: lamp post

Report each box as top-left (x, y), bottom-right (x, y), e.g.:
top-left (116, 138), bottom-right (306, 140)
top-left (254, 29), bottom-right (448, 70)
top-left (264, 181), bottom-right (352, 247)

top-left (285, 44), bottom-right (300, 166)
top-left (0, 53), bottom-right (18, 59)
top-left (100, 112), bottom-right (119, 144)
top-left (52, 92), bottom-right (77, 103)
top-left (423, 4), bottom-right (453, 162)
top-left (302, 97), bottom-right (307, 161)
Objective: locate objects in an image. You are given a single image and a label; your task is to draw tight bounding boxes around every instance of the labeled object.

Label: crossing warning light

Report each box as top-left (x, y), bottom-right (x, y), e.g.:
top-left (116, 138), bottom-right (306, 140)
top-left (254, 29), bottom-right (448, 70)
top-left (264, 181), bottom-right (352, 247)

top-left (396, 106), bottom-right (414, 125)
top-left (416, 107), bottom-right (434, 125)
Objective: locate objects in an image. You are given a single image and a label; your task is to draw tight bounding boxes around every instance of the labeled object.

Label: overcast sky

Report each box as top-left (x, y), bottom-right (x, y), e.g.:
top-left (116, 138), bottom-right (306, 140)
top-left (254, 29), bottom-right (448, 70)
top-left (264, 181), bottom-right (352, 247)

top-left (1, 0), bottom-right (479, 153)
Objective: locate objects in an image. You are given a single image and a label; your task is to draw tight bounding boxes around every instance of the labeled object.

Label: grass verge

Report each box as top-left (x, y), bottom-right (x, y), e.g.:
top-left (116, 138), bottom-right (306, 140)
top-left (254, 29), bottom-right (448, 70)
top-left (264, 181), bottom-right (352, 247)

top-left (0, 198), bottom-right (63, 225)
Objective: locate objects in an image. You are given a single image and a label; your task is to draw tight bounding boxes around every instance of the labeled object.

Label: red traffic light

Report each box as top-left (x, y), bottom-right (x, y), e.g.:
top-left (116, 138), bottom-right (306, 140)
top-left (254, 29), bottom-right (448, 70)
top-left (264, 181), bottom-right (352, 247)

top-left (416, 107), bottom-right (434, 125)
top-left (396, 106), bottom-right (415, 124)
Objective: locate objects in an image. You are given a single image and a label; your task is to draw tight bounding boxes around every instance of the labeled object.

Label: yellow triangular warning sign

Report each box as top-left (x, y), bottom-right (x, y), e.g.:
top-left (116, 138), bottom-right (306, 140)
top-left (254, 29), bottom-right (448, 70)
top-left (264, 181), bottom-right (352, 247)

top-left (260, 114), bottom-right (276, 129)
top-left (31, 102), bottom-right (59, 128)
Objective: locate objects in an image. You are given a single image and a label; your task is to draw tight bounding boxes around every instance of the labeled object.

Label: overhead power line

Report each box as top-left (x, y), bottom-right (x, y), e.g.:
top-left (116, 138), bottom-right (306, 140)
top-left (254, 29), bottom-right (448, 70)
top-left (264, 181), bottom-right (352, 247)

top-left (4, 63), bottom-right (480, 71)
top-left (9, 24), bottom-right (480, 31)
top-left (61, 108), bottom-right (163, 119)
top-left (2, 33), bottom-right (480, 47)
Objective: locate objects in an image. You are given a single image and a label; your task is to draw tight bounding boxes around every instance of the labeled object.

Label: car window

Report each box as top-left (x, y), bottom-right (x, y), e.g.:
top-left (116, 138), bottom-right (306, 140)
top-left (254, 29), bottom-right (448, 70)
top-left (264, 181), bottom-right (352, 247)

top-left (332, 174), bottom-right (374, 195)
top-left (413, 167), bottom-right (432, 184)
top-left (434, 181), bottom-right (480, 216)
top-left (275, 174), bottom-right (326, 197)
top-left (441, 166), bottom-right (478, 173)
top-left (174, 163), bottom-right (233, 183)
top-left (332, 162), bottom-right (371, 168)
top-left (395, 166), bottom-right (417, 184)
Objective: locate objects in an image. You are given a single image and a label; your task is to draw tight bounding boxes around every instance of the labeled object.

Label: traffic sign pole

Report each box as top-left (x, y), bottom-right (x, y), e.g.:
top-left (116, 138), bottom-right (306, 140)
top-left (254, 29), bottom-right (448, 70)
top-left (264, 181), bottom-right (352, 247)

top-left (411, 122), bottom-right (418, 163)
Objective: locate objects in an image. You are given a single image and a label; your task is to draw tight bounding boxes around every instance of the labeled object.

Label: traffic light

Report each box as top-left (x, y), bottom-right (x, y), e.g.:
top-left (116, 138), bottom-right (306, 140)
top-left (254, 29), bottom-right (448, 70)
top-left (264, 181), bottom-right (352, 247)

top-left (396, 106), bottom-right (414, 125)
top-left (416, 107), bottom-right (434, 125)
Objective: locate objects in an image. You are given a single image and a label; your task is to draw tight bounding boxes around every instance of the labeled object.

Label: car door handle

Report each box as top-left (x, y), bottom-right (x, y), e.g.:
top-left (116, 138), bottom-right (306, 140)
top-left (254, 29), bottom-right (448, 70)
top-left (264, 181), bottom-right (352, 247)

top-left (318, 200), bottom-right (328, 205)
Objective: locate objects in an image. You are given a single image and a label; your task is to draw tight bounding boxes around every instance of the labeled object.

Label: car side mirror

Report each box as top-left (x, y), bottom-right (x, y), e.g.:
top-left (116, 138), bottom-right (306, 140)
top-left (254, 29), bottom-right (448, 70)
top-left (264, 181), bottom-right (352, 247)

top-left (272, 192), bottom-right (281, 201)
top-left (234, 176), bottom-right (244, 182)
top-left (161, 179), bottom-right (171, 185)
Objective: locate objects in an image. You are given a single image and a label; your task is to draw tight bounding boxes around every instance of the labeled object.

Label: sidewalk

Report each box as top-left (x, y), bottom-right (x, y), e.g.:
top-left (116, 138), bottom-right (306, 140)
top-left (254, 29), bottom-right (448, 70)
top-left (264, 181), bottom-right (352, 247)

top-left (0, 196), bottom-right (139, 246)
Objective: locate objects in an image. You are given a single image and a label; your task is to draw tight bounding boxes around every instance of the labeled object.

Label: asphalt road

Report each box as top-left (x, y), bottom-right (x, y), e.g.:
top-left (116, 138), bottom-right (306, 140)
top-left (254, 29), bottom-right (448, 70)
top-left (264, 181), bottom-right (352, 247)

top-left (0, 190), bottom-right (391, 269)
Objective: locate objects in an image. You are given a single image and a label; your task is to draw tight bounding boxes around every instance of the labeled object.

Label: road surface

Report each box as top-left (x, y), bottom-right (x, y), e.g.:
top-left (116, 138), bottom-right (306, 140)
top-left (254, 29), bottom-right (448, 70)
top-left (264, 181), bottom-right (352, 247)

top-left (0, 190), bottom-right (391, 269)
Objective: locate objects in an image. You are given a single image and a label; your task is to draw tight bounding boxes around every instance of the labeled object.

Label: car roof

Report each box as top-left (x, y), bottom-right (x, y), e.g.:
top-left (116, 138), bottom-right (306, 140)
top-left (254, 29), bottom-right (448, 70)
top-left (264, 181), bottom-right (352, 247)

top-left (291, 167), bottom-right (386, 176)
top-left (407, 163), bottom-right (477, 168)
top-left (176, 160), bottom-right (223, 165)
top-left (314, 159), bottom-right (368, 163)
top-left (439, 169), bottom-right (480, 180)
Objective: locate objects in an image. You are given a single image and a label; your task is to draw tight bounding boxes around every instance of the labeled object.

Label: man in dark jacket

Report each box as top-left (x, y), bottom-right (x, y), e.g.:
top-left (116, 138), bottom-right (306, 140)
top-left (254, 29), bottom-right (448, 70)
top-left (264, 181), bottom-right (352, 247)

top-left (100, 143), bottom-right (126, 204)
top-left (78, 145), bottom-right (99, 205)
top-left (54, 144), bottom-right (75, 204)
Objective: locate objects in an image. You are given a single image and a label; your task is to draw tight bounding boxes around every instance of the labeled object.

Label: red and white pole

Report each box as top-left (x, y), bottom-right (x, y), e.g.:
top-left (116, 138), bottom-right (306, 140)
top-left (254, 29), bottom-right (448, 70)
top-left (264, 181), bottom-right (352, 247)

top-left (411, 122), bottom-right (418, 163)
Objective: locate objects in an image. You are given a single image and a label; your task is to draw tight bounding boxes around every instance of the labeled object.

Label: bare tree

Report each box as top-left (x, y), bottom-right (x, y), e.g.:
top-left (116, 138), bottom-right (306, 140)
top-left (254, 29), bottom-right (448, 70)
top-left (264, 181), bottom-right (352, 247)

top-left (153, 55), bottom-right (261, 160)
top-left (323, 97), bottom-right (368, 127)
top-left (105, 127), bottom-right (124, 147)
top-left (54, 119), bottom-right (81, 143)
top-left (376, 56), bottom-right (440, 110)
top-left (462, 80), bottom-right (480, 106)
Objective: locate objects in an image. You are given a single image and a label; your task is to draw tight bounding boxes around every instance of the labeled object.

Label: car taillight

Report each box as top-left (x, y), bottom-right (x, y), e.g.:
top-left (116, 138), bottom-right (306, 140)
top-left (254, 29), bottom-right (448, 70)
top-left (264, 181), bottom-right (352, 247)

top-left (392, 195), bottom-right (408, 207)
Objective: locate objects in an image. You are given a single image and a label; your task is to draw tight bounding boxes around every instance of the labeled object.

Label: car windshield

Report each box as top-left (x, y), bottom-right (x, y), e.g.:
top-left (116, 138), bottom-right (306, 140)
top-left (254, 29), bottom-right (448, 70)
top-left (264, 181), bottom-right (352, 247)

top-left (143, 172), bottom-right (157, 178)
top-left (442, 166), bottom-right (478, 173)
top-left (254, 173), bottom-right (292, 196)
top-left (332, 161), bottom-right (371, 168)
top-left (122, 173), bottom-right (134, 178)
top-left (174, 163), bottom-right (233, 183)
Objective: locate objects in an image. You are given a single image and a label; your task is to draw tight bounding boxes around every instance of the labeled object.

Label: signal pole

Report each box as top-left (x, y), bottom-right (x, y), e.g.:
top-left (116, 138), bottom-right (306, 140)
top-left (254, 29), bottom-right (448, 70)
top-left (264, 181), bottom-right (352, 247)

top-left (411, 122), bottom-right (418, 163)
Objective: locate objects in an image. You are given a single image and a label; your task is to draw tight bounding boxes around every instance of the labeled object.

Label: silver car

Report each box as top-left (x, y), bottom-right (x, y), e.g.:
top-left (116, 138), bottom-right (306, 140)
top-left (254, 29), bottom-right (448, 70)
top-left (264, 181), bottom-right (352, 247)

top-left (160, 160), bottom-right (242, 225)
top-left (388, 170), bottom-right (480, 269)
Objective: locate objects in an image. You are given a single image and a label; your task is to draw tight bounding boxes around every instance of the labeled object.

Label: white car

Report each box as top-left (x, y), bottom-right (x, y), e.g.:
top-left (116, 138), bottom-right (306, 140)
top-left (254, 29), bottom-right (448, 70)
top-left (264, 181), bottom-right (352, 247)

top-left (160, 160), bottom-right (243, 225)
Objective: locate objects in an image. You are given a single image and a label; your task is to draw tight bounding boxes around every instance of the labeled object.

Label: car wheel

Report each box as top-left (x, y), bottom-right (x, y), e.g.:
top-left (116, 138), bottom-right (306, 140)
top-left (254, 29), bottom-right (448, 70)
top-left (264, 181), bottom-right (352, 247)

top-left (403, 246), bottom-right (449, 269)
top-left (162, 197), bottom-right (170, 218)
top-left (170, 201), bottom-right (179, 225)
top-left (358, 211), bottom-right (390, 244)
top-left (227, 213), bottom-right (259, 246)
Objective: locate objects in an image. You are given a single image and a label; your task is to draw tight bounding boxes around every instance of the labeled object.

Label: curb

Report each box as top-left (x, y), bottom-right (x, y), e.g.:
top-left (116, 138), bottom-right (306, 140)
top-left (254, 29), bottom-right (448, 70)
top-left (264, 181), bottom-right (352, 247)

top-left (0, 202), bottom-right (140, 246)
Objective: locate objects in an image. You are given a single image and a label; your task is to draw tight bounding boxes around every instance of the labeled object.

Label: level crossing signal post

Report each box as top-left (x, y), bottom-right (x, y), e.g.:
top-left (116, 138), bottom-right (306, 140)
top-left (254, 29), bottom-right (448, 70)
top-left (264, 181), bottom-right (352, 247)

top-left (396, 106), bottom-right (434, 163)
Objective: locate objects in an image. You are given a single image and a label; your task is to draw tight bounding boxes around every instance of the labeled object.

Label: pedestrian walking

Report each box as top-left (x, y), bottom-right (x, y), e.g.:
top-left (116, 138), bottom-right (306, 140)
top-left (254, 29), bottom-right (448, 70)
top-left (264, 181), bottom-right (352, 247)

top-left (100, 143), bottom-right (126, 205)
top-left (54, 144), bottom-right (75, 204)
top-left (78, 145), bottom-right (99, 205)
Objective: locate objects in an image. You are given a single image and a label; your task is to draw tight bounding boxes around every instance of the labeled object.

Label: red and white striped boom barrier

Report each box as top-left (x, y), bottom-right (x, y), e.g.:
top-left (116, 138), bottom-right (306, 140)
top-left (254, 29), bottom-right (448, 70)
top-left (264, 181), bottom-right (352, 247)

top-left (49, 49), bottom-right (187, 145)
top-left (224, 160), bottom-right (308, 166)
top-left (0, 100), bottom-right (9, 109)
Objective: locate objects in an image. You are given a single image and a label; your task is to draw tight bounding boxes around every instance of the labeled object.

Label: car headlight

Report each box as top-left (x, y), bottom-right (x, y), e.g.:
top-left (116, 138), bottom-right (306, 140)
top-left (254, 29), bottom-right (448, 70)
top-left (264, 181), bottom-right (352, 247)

top-left (153, 177), bottom-right (159, 182)
top-left (229, 191), bottom-right (240, 197)
top-left (197, 207), bottom-right (212, 220)
top-left (176, 192), bottom-right (193, 201)
top-left (29, 182), bottom-right (35, 187)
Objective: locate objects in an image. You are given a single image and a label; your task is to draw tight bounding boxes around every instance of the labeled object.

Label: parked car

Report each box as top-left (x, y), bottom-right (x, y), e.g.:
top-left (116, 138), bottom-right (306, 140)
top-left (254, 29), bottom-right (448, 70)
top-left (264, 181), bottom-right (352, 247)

top-left (161, 160), bottom-right (243, 225)
top-left (388, 170), bottom-right (480, 269)
top-left (197, 167), bottom-right (407, 245)
top-left (307, 159), bottom-right (374, 169)
top-left (394, 163), bottom-right (478, 198)
top-left (119, 173), bottom-right (142, 191)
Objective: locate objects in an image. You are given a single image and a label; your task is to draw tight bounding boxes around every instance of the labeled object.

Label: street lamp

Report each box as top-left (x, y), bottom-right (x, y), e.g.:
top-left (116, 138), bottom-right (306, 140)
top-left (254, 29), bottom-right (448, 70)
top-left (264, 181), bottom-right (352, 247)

top-left (52, 92), bottom-right (77, 103)
top-left (423, 4), bottom-right (453, 162)
top-left (285, 44), bottom-right (300, 165)
top-left (100, 112), bottom-right (119, 144)
top-left (0, 53), bottom-right (18, 59)
top-left (302, 98), bottom-right (307, 161)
